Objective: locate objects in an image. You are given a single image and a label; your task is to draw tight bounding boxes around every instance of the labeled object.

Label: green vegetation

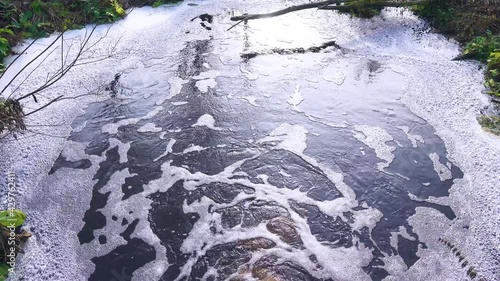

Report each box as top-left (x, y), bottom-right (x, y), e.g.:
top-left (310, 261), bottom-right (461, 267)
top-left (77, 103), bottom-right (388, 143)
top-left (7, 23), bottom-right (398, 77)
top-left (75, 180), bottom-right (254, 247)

top-left (462, 32), bottom-right (500, 62)
top-left (337, 0), bottom-right (384, 18)
top-left (486, 50), bottom-right (500, 98)
top-left (152, 0), bottom-right (183, 8)
top-left (0, 0), bottom-right (128, 70)
top-left (0, 209), bottom-right (30, 281)
top-left (461, 33), bottom-right (500, 99)
top-left (413, 0), bottom-right (500, 43)
top-left (478, 115), bottom-right (500, 135)
top-left (0, 210), bottom-right (27, 227)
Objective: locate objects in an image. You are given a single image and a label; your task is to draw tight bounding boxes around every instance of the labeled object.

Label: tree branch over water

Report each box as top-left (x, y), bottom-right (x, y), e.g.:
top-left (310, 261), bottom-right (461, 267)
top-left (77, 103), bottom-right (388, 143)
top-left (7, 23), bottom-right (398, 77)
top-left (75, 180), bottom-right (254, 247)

top-left (228, 0), bottom-right (422, 30)
top-left (0, 24), bottom-right (118, 136)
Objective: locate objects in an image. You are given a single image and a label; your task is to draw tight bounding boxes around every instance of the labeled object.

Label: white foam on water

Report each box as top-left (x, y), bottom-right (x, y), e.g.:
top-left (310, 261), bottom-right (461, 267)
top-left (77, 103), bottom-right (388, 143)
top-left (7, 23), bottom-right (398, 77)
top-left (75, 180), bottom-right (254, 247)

top-left (109, 138), bottom-right (131, 163)
top-left (239, 66), bottom-right (259, 80)
top-left (258, 123), bottom-right (308, 155)
top-left (154, 138), bottom-right (176, 162)
top-left (182, 145), bottom-right (207, 154)
top-left (287, 84), bottom-right (304, 107)
top-left (353, 125), bottom-right (396, 171)
top-left (191, 114), bottom-right (222, 130)
top-left (429, 152), bottom-right (453, 181)
top-left (241, 96), bottom-right (260, 107)
top-left (102, 106), bottom-right (163, 134)
top-left (352, 8), bottom-right (500, 280)
top-left (127, 122), bottom-right (383, 280)
top-left (322, 72), bottom-right (346, 85)
top-left (138, 122), bottom-right (163, 133)
top-left (156, 77), bottom-right (187, 105)
top-left (171, 101), bottom-right (188, 106)
top-left (193, 70), bottom-right (218, 93)
top-left (397, 126), bottom-right (424, 148)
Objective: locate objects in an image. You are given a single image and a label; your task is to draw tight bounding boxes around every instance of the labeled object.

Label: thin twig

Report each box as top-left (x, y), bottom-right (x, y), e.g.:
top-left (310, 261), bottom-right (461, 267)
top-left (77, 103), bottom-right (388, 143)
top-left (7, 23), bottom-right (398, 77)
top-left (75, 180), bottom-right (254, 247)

top-left (229, 0), bottom-right (421, 27)
top-left (0, 38), bottom-right (39, 81)
top-left (229, 0), bottom-right (354, 22)
top-left (0, 33), bottom-right (64, 95)
top-left (9, 48), bottom-right (58, 97)
top-left (24, 95), bottom-right (64, 117)
top-left (16, 25), bottom-right (98, 102)
top-left (24, 128), bottom-right (67, 138)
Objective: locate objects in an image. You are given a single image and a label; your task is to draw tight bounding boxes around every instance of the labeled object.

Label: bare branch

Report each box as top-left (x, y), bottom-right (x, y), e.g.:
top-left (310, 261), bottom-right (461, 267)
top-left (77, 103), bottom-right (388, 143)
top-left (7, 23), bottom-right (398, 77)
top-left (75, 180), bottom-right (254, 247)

top-left (228, 0), bottom-right (420, 29)
top-left (229, 0), bottom-right (352, 22)
top-left (24, 128), bottom-right (67, 138)
top-left (16, 25), bottom-right (98, 102)
top-left (0, 32), bottom-right (64, 95)
top-left (61, 32), bottom-right (64, 75)
top-left (9, 48), bottom-right (58, 97)
top-left (0, 38), bottom-right (39, 81)
top-left (24, 95), bottom-right (64, 117)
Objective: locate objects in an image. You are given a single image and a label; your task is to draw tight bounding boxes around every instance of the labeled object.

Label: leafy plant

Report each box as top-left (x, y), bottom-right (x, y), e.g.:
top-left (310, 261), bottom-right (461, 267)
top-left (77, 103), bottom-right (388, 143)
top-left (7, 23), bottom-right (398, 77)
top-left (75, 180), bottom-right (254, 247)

top-left (0, 210), bottom-right (27, 228)
top-left (463, 33), bottom-right (500, 62)
top-left (31, 0), bottom-right (44, 15)
top-left (486, 51), bottom-right (500, 97)
top-left (0, 38), bottom-right (9, 58)
top-left (0, 37), bottom-right (9, 72)
top-left (152, 0), bottom-right (166, 8)
top-left (478, 115), bottom-right (500, 135)
top-left (0, 263), bottom-right (9, 281)
top-left (111, 0), bottom-right (126, 16)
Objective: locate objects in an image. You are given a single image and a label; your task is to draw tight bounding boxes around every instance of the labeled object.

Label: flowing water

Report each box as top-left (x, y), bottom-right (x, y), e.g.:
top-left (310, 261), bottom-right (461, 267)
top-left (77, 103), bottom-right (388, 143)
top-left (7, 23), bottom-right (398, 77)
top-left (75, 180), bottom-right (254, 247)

top-left (1, 1), bottom-right (499, 281)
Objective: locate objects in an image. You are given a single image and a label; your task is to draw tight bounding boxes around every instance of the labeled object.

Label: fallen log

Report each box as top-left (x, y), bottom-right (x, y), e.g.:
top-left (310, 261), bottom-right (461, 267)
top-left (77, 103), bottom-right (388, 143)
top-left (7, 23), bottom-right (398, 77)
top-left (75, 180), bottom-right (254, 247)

top-left (228, 0), bottom-right (422, 30)
top-left (230, 0), bottom-right (352, 21)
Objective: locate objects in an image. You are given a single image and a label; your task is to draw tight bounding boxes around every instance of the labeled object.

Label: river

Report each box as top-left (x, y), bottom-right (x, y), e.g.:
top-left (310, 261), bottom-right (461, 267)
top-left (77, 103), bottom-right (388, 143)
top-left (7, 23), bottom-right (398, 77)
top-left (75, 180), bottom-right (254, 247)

top-left (0, 0), bottom-right (499, 280)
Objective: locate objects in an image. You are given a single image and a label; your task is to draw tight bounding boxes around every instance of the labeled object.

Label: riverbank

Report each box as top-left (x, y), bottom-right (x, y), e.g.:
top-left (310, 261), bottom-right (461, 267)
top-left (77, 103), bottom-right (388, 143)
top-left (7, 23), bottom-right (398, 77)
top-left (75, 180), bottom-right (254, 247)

top-left (0, 0), bottom-right (183, 71)
top-left (413, 0), bottom-right (500, 133)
